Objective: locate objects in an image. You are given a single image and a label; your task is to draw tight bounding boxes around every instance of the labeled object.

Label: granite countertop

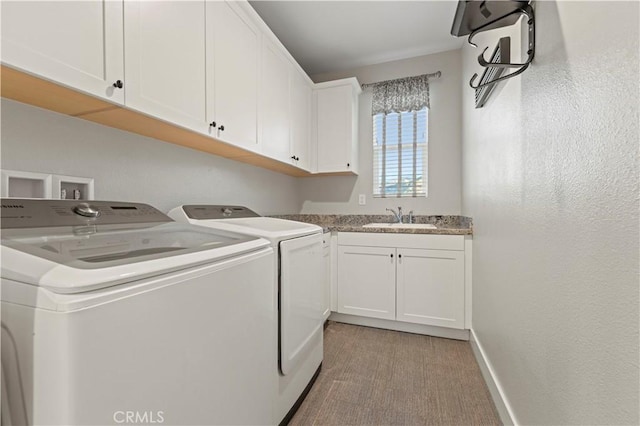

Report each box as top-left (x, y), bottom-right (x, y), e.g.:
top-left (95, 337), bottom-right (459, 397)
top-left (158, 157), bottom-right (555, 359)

top-left (269, 214), bottom-right (473, 235)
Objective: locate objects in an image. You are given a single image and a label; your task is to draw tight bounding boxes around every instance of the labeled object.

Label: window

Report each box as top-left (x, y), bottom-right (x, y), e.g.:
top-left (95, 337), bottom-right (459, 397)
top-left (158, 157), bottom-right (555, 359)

top-left (366, 72), bottom-right (433, 198)
top-left (373, 108), bottom-right (428, 197)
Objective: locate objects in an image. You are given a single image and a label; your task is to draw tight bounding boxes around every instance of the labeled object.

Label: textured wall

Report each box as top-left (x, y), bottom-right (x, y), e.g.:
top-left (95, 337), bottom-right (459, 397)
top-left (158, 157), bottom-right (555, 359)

top-left (299, 49), bottom-right (462, 215)
top-left (461, 1), bottom-right (639, 424)
top-left (1, 99), bottom-right (301, 215)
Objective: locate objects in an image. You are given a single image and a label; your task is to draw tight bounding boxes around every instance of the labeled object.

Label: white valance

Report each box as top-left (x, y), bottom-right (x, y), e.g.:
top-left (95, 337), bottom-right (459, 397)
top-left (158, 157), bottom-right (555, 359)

top-left (370, 74), bottom-right (432, 115)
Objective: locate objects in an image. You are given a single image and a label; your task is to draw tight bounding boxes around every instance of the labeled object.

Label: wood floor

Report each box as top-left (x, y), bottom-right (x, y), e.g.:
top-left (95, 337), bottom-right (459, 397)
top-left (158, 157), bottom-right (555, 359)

top-left (290, 321), bottom-right (501, 426)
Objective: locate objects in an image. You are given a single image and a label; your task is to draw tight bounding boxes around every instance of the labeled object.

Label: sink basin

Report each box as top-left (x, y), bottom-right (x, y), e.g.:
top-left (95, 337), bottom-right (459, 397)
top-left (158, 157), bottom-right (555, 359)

top-left (362, 223), bottom-right (437, 230)
top-left (390, 223), bottom-right (437, 229)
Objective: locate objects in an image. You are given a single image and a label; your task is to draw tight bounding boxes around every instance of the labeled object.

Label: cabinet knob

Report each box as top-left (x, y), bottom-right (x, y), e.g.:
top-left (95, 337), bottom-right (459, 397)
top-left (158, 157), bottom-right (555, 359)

top-left (218, 125), bottom-right (225, 131)
top-left (398, 254), bottom-right (402, 259)
top-left (209, 121), bottom-right (216, 128)
top-left (291, 155), bottom-right (296, 160)
top-left (295, 156), bottom-right (300, 161)
top-left (113, 80), bottom-right (123, 89)
top-left (390, 253), bottom-right (394, 258)
top-left (347, 163), bottom-right (350, 167)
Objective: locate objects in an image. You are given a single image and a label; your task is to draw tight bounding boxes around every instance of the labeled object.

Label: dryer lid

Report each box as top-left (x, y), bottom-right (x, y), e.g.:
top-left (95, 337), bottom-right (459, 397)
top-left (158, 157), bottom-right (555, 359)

top-left (170, 206), bottom-right (322, 242)
top-left (181, 205), bottom-right (261, 220)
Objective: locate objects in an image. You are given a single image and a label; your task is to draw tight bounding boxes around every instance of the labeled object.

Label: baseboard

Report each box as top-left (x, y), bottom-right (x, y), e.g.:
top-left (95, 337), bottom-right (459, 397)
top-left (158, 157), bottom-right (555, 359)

top-left (329, 312), bottom-right (470, 341)
top-left (469, 329), bottom-right (517, 426)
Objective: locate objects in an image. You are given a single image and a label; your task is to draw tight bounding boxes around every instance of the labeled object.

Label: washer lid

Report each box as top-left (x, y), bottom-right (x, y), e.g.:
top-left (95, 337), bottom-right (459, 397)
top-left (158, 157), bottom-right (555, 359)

top-left (1, 222), bottom-right (269, 293)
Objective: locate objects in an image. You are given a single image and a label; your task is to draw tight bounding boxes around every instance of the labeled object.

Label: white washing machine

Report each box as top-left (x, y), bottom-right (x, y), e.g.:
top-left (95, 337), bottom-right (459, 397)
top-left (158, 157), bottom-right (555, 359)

top-left (168, 205), bottom-right (324, 425)
top-left (1, 199), bottom-right (276, 426)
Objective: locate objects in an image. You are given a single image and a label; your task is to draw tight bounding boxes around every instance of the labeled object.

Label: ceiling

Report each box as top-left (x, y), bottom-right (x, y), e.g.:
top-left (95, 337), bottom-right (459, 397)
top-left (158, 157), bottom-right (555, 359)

top-left (249, 1), bottom-right (464, 76)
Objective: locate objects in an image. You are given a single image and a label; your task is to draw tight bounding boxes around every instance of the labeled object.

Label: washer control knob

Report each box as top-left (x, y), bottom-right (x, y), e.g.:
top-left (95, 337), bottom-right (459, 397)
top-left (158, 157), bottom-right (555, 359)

top-left (73, 203), bottom-right (100, 218)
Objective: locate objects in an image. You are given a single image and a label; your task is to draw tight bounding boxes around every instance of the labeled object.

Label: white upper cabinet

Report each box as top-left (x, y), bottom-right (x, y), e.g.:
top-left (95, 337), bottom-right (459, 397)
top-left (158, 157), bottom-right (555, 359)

top-left (124, 1), bottom-right (207, 132)
top-left (124, 0), bottom-right (259, 148)
top-left (290, 68), bottom-right (312, 171)
top-left (1, 0), bottom-right (124, 104)
top-left (1, 0), bottom-right (360, 176)
top-left (260, 39), bottom-right (291, 162)
top-left (313, 78), bottom-right (361, 174)
top-left (207, 1), bottom-right (260, 150)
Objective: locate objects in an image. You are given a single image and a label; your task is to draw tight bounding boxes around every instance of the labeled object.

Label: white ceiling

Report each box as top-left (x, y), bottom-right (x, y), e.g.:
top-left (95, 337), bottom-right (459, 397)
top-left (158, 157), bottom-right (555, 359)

top-left (249, 1), bottom-right (464, 76)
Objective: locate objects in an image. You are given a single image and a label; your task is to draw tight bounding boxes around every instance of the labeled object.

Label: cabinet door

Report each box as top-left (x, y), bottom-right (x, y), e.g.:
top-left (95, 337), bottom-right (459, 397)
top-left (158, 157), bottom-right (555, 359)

top-left (315, 85), bottom-right (354, 173)
top-left (207, 1), bottom-right (259, 150)
top-left (1, 0), bottom-right (124, 104)
top-left (124, 1), bottom-right (207, 132)
top-left (337, 246), bottom-right (396, 320)
top-left (260, 40), bottom-right (291, 161)
top-left (322, 236), bottom-right (331, 320)
top-left (290, 69), bottom-right (311, 170)
top-left (396, 249), bottom-right (465, 329)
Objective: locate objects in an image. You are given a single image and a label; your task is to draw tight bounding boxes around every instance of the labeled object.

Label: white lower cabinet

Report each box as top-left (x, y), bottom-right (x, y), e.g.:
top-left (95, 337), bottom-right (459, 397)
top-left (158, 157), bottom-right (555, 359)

top-left (322, 234), bottom-right (331, 320)
top-left (337, 233), bottom-right (466, 330)
top-left (396, 249), bottom-right (464, 329)
top-left (337, 246), bottom-right (396, 320)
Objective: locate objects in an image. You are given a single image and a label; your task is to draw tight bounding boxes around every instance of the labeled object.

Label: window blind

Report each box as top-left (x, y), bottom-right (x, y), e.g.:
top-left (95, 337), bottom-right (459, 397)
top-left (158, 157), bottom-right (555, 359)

top-left (373, 108), bottom-right (428, 198)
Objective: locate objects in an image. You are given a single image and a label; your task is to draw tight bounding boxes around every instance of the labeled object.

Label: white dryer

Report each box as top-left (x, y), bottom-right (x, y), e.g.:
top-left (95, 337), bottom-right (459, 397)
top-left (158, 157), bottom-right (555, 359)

top-left (168, 205), bottom-right (324, 425)
top-left (1, 199), bottom-right (276, 426)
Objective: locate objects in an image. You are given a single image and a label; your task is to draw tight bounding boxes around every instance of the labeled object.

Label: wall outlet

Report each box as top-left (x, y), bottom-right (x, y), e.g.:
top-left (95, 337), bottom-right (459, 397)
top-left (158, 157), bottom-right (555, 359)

top-left (358, 194), bottom-right (366, 205)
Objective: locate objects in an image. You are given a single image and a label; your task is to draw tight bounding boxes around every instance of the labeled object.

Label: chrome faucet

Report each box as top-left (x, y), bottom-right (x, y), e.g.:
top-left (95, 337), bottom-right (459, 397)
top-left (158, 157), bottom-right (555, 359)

top-left (386, 207), bottom-right (415, 223)
top-left (386, 207), bottom-right (403, 223)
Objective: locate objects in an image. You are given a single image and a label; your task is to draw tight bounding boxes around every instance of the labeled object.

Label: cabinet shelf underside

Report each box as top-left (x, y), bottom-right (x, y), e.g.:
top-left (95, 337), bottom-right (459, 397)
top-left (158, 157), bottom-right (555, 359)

top-left (1, 65), bottom-right (356, 178)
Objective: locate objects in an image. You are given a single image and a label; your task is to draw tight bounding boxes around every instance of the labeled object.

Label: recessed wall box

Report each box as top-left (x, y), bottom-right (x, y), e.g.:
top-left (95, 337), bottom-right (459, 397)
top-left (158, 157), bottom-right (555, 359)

top-left (1, 170), bottom-right (52, 198)
top-left (52, 175), bottom-right (95, 200)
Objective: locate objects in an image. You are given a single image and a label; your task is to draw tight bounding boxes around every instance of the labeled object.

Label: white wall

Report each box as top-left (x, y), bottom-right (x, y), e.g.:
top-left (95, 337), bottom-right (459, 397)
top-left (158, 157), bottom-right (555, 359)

top-left (0, 99), bottom-right (301, 215)
top-left (462, 2), bottom-right (639, 425)
top-left (299, 49), bottom-right (462, 215)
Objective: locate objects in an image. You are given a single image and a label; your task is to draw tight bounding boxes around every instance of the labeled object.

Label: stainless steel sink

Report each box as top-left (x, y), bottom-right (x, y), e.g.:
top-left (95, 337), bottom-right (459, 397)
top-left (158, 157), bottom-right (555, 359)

top-left (362, 223), bottom-right (437, 230)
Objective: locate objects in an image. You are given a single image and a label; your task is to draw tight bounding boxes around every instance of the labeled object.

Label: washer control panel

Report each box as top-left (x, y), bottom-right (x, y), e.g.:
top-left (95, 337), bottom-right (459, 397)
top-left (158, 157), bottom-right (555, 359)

top-left (1, 199), bottom-right (172, 229)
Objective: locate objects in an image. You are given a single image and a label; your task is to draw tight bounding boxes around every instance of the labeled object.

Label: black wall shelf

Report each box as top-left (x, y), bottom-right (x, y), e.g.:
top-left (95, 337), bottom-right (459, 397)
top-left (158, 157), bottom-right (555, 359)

top-left (450, 0), bottom-right (529, 37)
top-left (451, 0), bottom-right (535, 107)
